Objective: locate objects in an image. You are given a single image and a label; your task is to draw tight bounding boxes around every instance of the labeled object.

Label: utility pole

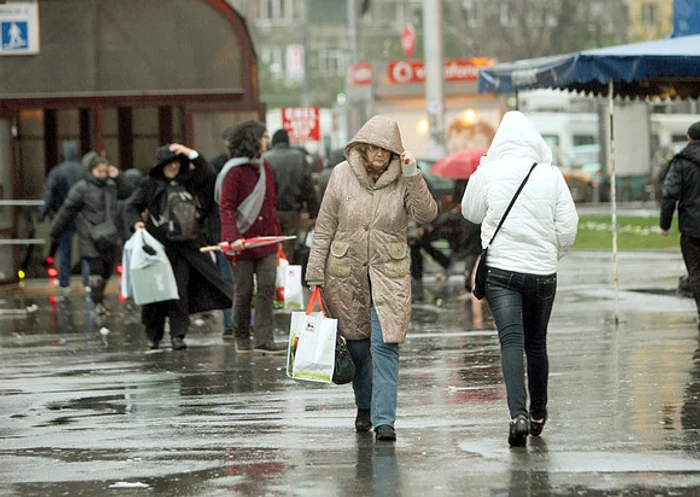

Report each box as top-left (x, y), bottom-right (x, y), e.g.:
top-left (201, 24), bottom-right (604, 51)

top-left (300, 0), bottom-right (310, 106)
top-left (423, 0), bottom-right (445, 159)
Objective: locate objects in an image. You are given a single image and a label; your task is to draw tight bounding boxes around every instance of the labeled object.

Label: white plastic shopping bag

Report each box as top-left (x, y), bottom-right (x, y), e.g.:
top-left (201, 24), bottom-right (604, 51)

top-left (286, 287), bottom-right (336, 383)
top-left (120, 231), bottom-right (138, 299)
top-left (275, 247), bottom-right (304, 310)
top-left (130, 230), bottom-right (179, 305)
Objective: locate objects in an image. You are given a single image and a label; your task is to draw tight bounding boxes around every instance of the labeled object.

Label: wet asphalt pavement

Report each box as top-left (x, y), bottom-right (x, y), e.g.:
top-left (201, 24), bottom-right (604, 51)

top-left (3, 251), bottom-right (700, 496)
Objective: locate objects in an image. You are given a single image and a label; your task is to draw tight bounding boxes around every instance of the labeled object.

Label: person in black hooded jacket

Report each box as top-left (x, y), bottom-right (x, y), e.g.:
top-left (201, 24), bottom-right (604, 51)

top-left (125, 143), bottom-right (232, 350)
top-left (50, 154), bottom-right (128, 314)
top-left (661, 122), bottom-right (700, 328)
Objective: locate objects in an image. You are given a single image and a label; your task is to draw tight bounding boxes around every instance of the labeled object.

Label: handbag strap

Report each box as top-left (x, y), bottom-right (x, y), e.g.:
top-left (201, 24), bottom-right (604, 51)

top-left (486, 162), bottom-right (537, 247)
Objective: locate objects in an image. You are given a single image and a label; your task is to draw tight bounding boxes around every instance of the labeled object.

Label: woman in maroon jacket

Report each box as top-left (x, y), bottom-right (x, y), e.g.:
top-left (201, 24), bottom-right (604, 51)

top-left (216, 120), bottom-right (286, 354)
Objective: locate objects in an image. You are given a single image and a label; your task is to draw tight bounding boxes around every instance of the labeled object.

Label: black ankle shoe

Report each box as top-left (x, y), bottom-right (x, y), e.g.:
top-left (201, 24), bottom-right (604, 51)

top-left (375, 425), bottom-right (396, 442)
top-left (529, 414), bottom-right (547, 437)
top-left (171, 337), bottom-right (187, 350)
top-left (355, 409), bottom-right (371, 432)
top-left (508, 416), bottom-right (528, 447)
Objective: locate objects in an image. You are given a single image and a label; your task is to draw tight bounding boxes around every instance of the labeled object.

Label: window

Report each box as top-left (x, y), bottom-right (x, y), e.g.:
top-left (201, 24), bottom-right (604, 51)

top-left (642, 3), bottom-right (657, 26)
top-left (317, 49), bottom-right (345, 77)
top-left (256, 0), bottom-right (299, 24)
top-left (261, 46), bottom-right (284, 79)
top-left (499, 3), bottom-right (512, 26)
top-left (462, 0), bottom-right (483, 26)
top-left (573, 135), bottom-right (596, 146)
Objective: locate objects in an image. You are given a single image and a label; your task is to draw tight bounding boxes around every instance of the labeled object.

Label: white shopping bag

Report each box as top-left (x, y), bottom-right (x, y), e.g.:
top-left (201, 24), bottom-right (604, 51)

top-left (120, 231), bottom-right (138, 299)
top-left (130, 230), bottom-right (179, 305)
top-left (275, 247), bottom-right (303, 310)
top-left (286, 287), bottom-right (336, 383)
top-left (282, 265), bottom-right (304, 310)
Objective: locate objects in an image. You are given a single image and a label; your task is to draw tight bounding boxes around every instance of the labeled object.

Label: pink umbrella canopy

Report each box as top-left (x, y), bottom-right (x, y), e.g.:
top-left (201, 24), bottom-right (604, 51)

top-left (429, 148), bottom-right (488, 180)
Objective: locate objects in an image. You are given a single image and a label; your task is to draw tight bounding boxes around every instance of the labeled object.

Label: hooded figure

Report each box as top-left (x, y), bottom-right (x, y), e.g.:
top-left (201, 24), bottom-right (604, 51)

top-left (306, 115), bottom-right (437, 442)
top-left (461, 111), bottom-right (578, 447)
top-left (125, 143), bottom-right (232, 350)
top-left (49, 153), bottom-right (128, 311)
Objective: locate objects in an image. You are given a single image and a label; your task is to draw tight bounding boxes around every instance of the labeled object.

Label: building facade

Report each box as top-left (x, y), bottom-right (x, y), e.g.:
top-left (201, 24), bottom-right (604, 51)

top-left (627, 0), bottom-right (674, 41)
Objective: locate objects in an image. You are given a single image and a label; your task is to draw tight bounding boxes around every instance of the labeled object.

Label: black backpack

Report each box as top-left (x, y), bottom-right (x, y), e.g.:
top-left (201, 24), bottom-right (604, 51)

top-left (162, 182), bottom-right (200, 241)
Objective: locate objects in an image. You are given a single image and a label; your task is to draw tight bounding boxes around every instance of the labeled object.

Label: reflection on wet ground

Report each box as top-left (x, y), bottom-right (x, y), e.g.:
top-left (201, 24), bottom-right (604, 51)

top-left (3, 252), bottom-right (700, 495)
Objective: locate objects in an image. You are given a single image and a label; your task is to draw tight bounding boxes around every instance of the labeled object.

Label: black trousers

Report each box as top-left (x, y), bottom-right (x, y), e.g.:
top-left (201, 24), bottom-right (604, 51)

top-left (141, 249), bottom-right (192, 341)
top-left (681, 233), bottom-right (700, 315)
top-left (85, 247), bottom-right (117, 305)
top-left (409, 230), bottom-right (451, 281)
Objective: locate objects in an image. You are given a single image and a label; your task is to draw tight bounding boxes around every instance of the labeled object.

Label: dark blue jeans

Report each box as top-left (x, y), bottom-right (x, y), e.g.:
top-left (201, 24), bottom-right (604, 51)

top-left (485, 267), bottom-right (557, 420)
top-left (56, 228), bottom-right (89, 289)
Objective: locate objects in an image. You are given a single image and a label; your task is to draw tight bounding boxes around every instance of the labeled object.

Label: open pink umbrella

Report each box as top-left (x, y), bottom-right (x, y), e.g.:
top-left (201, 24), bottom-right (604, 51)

top-left (429, 148), bottom-right (488, 179)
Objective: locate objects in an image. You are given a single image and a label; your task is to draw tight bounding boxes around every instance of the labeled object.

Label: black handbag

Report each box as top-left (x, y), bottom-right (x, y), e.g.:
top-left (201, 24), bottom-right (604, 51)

top-left (473, 162), bottom-right (538, 300)
top-left (319, 289), bottom-right (356, 385)
top-left (90, 187), bottom-right (119, 251)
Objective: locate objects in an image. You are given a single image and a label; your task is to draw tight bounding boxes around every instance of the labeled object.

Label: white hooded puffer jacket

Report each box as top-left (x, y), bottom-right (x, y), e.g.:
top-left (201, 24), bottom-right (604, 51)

top-left (461, 111), bottom-right (578, 275)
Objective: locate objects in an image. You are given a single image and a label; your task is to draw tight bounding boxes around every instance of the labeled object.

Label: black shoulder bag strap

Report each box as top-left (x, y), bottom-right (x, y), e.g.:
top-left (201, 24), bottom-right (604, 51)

top-left (486, 162), bottom-right (538, 248)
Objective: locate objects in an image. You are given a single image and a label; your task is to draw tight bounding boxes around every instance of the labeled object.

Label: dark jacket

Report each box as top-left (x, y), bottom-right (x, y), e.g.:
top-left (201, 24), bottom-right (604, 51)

top-left (39, 160), bottom-right (84, 222)
top-left (124, 154), bottom-right (214, 244)
top-left (49, 174), bottom-right (126, 259)
top-left (203, 153), bottom-right (229, 245)
top-left (661, 141), bottom-right (700, 237)
top-left (263, 143), bottom-right (319, 218)
top-left (219, 159), bottom-right (281, 261)
top-left (125, 153), bottom-right (232, 313)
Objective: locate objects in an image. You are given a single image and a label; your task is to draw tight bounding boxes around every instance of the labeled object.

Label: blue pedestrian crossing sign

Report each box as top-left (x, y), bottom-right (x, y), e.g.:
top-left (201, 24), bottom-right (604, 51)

top-left (2, 21), bottom-right (28, 50)
top-left (0, 3), bottom-right (39, 55)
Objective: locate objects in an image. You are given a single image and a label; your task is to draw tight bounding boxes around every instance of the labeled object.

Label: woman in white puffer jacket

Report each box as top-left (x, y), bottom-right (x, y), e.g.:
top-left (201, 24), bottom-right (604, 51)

top-left (461, 111), bottom-right (578, 447)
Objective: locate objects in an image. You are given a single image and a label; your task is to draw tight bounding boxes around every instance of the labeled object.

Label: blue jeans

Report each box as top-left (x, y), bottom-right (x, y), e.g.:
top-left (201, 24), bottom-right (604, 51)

top-left (215, 251), bottom-right (234, 332)
top-left (485, 267), bottom-right (557, 420)
top-left (56, 228), bottom-right (89, 288)
top-left (346, 304), bottom-right (400, 428)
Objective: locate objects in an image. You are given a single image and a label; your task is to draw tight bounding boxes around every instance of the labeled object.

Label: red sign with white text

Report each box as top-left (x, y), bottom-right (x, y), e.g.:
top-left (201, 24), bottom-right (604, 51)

top-left (387, 58), bottom-right (495, 85)
top-left (348, 62), bottom-right (373, 86)
top-left (282, 107), bottom-right (320, 142)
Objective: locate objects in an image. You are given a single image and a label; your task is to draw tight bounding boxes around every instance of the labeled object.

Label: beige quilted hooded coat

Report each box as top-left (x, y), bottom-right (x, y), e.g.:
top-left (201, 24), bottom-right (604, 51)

top-left (306, 115), bottom-right (438, 343)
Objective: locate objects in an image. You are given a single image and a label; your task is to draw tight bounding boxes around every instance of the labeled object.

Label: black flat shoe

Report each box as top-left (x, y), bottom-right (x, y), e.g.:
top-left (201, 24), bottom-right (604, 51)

top-left (508, 416), bottom-right (528, 447)
top-left (529, 414), bottom-right (547, 437)
top-left (355, 409), bottom-right (371, 432)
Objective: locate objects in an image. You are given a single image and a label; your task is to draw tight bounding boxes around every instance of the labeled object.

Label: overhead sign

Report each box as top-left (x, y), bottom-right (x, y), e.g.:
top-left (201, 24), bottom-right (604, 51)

top-left (401, 24), bottom-right (415, 58)
top-left (0, 3), bottom-right (39, 55)
top-left (282, 107), bottom-right (320, 142)
top-left (387, 58), bottom-right (495, 85)
top-left (348, 62), bottom-right (373, 87)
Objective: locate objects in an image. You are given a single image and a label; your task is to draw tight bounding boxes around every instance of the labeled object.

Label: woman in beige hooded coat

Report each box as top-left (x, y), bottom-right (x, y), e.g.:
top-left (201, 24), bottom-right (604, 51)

top-left (306, 115), bottom-right (438, 441)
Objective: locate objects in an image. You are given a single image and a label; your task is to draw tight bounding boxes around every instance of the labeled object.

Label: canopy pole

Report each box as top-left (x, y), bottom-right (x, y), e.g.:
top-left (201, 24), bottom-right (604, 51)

top-left (608, 80), bottom-right (619, 328)
top-left (515, 91), bottom-right (519, 110)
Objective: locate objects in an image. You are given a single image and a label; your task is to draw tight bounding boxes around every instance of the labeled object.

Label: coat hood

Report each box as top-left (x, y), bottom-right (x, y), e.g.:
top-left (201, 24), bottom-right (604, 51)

top-left (344, 115), bottom-right (405, 189)
top-left (485, 111), bottom-right (552, 165)
top-left (345, 115), bottom-right (405, 157)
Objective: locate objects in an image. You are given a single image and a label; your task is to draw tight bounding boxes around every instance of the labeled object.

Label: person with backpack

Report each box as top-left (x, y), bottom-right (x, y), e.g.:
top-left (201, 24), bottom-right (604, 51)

top-left (660, 122), bottom-right (700, 329)
top-left (49, 153), bottom-right (126, 314)
top-left (125, 143), bottom-right (232, 350)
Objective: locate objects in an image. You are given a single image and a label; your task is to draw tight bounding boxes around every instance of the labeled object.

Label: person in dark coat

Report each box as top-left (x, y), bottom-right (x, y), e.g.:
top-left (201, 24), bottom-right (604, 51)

top-left (38, 142), bottom-right (90, 292)
top-left (319, 147), bottom-right (345, 204)
top-left (49, 154), bottom-right (127, 313)
top-left (125, 143), bottom-right (232, 350)
top-left (116, 168), bottom-right (144, 241)
top-left (660, 122), bottom-right (700, 328)
top-left (262, 129), bottom-right (319, 260)
top-left (216, 121), bottom-right (286, 354)
top-left (202, 127), bottom-right (235, 339)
